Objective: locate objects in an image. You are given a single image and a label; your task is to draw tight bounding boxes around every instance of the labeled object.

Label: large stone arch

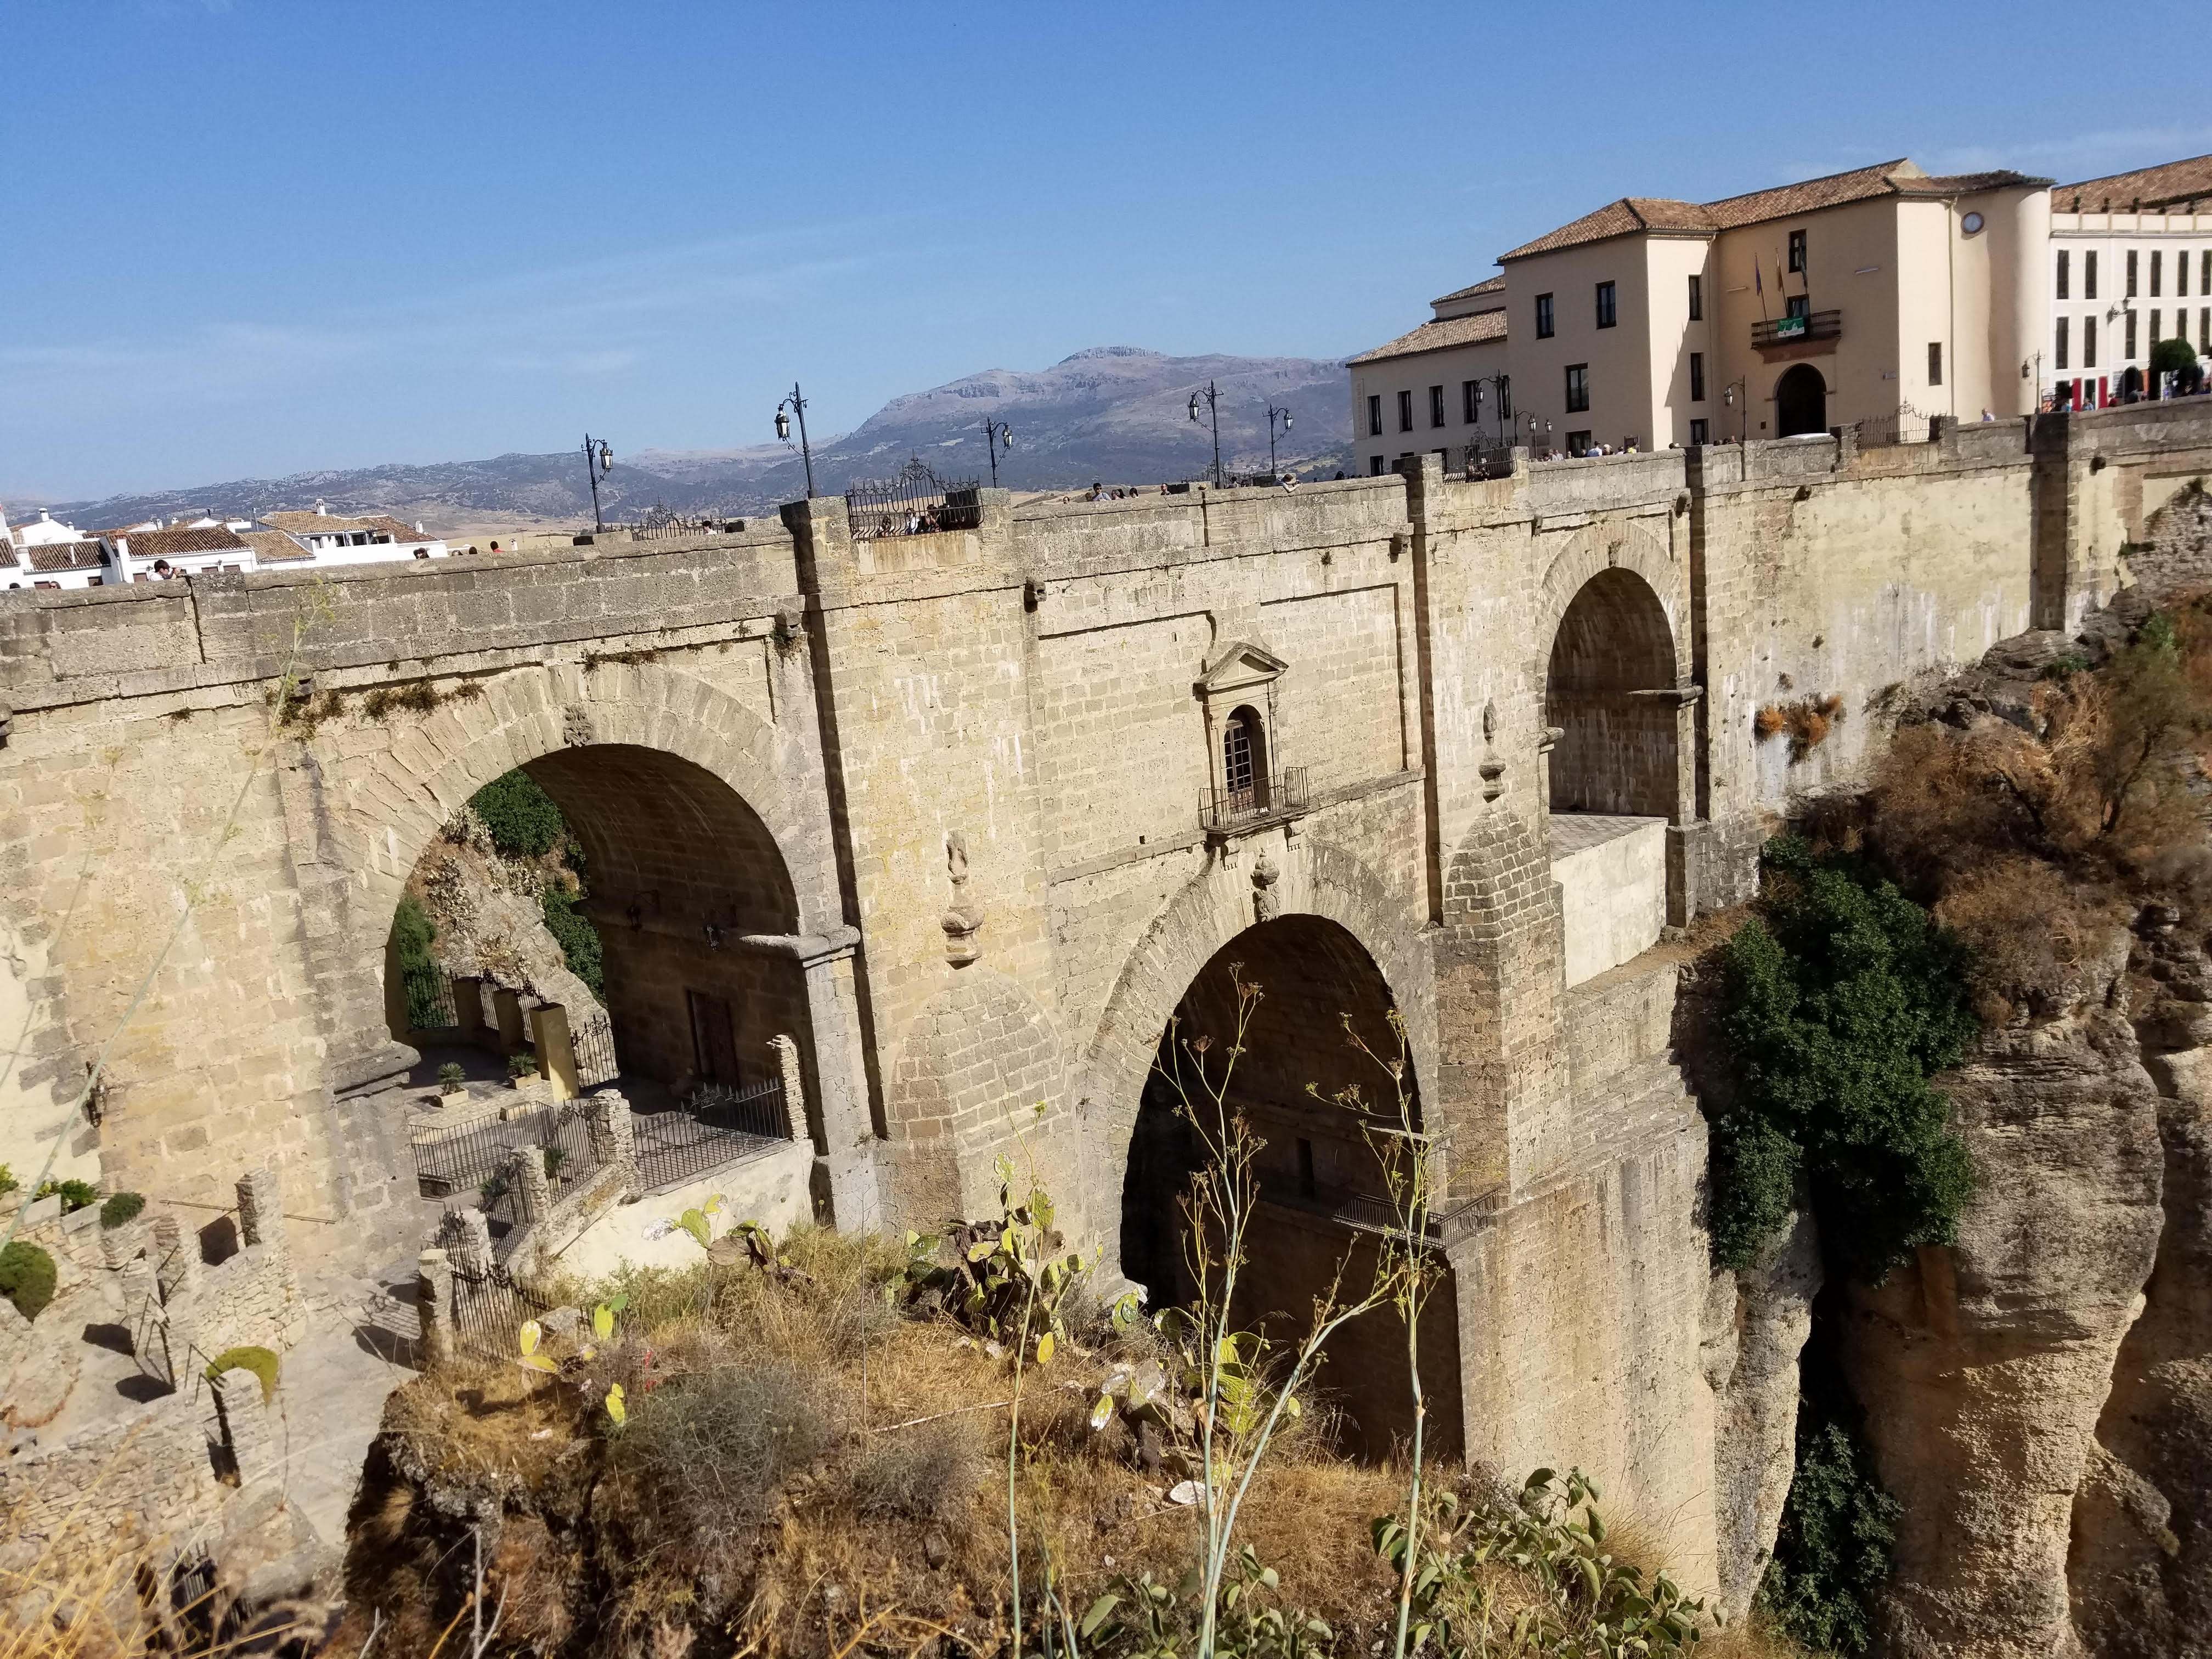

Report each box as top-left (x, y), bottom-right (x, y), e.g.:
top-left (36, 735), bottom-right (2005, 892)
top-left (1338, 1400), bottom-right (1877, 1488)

top-left (1531, 521), bottom-right (1688, 688)
top-left (1070, 833), bottom-right (1432, 1261)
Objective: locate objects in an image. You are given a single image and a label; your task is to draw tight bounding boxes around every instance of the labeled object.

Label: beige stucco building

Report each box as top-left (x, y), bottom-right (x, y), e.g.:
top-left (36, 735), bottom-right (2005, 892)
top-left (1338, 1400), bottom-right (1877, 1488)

top-left (2044, 154), bottom-right (2212, 408)
top-left (1351, 159), bottom-right (2051, 465)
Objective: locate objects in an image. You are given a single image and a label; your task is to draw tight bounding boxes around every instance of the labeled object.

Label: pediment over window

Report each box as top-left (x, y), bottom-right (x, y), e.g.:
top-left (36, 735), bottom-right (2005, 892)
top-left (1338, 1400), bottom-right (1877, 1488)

top-left (1194, 640), bottom-right (1287, 699)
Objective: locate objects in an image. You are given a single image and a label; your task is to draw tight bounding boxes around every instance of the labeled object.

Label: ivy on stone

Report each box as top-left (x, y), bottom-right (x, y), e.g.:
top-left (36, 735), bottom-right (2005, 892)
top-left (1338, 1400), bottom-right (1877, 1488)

top-left (469, 769), bottom-right (567, 860)
top-left (1756, 1361), bottom-right (1902, 1655)
top-left (542, 886), bottom-right (606, 1001)
top-left (1711, 836), bottom-right (1978, 1280)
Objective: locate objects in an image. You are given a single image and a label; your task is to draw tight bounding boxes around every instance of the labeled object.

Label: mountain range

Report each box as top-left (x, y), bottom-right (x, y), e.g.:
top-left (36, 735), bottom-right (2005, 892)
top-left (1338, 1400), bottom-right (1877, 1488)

top-left (32, 348), bottom-right (1356, 534)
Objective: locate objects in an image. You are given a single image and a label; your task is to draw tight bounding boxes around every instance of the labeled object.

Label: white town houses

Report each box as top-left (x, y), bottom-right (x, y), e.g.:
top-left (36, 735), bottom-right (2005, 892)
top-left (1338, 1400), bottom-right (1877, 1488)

top-left (3, 501), bottom-right (451, 591)
top-left (2044, 154), bottom-right (2212, 410)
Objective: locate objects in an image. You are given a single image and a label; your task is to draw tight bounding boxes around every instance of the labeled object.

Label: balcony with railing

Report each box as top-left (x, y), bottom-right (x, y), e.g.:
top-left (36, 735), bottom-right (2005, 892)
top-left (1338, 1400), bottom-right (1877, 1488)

top-left (1752, 309), bottom-right (1842, 350)
top-left (1199, 766), bottom-right (1310, 833)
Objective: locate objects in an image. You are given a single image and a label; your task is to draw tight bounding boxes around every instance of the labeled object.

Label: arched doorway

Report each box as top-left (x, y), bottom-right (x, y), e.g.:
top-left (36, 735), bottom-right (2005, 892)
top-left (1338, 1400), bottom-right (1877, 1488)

top-left (1775, 363), bottom-right (1828, 437)
top-left (1545, 568), bottom-right (1678, 819)
top-left (1119, 913), bottom-right (1459, 1458)
top-left (385, 742), bottom-right (811, 1200)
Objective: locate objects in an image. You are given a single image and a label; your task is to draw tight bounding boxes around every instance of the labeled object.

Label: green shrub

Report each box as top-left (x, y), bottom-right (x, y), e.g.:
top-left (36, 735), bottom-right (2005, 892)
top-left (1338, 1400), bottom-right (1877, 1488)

top-left (0, 1242), bottom-right (58, 1322)
top-left (202, 1344), bottom-right (281, 1402)
top-left (99, 1192), bottom-right (146, 1229)
top-left (509, 1051), bottom-right (540, 1078)
top-left (469, 769), bottom-right (567, 860)
top-left (36, 1178), bottom-right (98, 1214)
top-left (540, 885), bottom-right (606, 1000)
top-left (1712, 836), bottom-right (1977, 1280)
top-left (2149, 335), bottom-right (2198, 375)
top-left (1757, 1366), bottom-right (1902, 1655)
top-left (438, 1062), bottom-right (466, 1095)
top-left (0, 1164), bottom-right (16, 1195)
top-left (391, 893), bottom-right (436, 970)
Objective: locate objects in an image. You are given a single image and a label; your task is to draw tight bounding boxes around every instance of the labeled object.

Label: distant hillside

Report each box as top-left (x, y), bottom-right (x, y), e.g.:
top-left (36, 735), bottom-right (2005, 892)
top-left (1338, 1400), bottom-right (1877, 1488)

top-left (36, 348), bottom-right (1354, 534)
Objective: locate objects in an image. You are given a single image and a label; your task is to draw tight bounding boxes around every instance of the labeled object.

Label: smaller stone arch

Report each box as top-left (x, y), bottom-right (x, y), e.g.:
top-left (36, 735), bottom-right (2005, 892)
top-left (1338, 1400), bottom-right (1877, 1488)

top-left (1544, 567), bottom-right (1683, 819)
top-left (1775, 363), bottom-right (1828, 438)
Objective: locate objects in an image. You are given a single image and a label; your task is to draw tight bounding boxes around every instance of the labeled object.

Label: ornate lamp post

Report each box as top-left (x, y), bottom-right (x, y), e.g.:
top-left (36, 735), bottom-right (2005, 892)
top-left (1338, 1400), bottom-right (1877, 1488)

top-left (1187, 381), bottom-right (1222, 488)
top-left (1722, 378), bottom-right (1748, 444)
top-left (580, 434), bottom-right (613, 532)
top-left (983, 416), bottom-right (1013, 488)
top-left (774, 383), bottom-right (816, 498)
top-left (1265, 403), bottom-right (1294, 476)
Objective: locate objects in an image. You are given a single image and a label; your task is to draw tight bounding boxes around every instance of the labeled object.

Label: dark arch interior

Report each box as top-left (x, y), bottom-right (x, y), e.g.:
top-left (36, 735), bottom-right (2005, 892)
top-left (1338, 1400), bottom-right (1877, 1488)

top-left (387, 743), bottom-right (812, 1119)
top-left (1544, 569), bottom-right (1679, 819)
top-left (1120, 914), bottom-right (1458, 1458)
top-left (1775, 363), bottom-right (1828, 438)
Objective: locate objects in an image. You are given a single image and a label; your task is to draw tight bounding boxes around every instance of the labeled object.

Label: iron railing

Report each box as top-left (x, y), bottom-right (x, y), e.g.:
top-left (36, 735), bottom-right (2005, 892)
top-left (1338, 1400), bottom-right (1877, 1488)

top-left (571, 1009), bottom-right (619, 1088)
top-left (632, 1077), bottom-right (787, 1192)
top-left (1856, 402), bottom-right (1934, 448)
top-left (845, 458), bottom-right (983, 541)
top-left (1752, 309), bottom-right (1842, 348)
top-left (1200, 766), bottom-right (1310, 832)
top-left (400, 964), bottom-right (457, 1032)
top-left (411, 1100), bottom-right (601, 1221)
top-left (448, 1256), bottom-right (552, 1361)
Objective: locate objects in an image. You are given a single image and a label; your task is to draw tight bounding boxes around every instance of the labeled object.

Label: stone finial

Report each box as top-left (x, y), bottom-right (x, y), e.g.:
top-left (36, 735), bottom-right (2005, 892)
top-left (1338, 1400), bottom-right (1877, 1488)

top-left (940, 831), bottom-right (985, 964)
top-left (416, 1246), bottom-right (454, 1369)
top-left (768, 1035), bottom-right (807, 1140)
top-left (1481, 699), bottom-right (1497, 744)
top-left (236, 1167), bottom-right (281, 1249)
top-left (506, 1143), bottom-right (551, 1223)
top-left (1251, 851), bottom-right (1282, 923)
top-left (439, 1205), bottom-right (494, 1276)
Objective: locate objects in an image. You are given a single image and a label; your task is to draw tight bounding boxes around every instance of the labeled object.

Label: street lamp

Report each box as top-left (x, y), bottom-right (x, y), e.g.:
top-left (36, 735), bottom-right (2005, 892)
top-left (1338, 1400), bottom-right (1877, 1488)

top-left (1265, 403), bottom-right (1294, 477)
top-left (580, 433), bottom-right (613, 532)
top-left (1525, 412), bottom-right (1553, 454)
top-left (1187, 381), bottom-right (1222, 488)
top-left (983, 416), bottom-right (1013, 488)
top-left (1722, 378), bottom-right (1748, 444)
top-left (774, 383), bottom-right (817, 499)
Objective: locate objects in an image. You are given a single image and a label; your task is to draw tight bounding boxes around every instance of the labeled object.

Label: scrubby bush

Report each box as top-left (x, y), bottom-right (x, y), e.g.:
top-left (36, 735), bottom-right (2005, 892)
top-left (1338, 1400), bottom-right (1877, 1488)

top-left (202, 1344), bottom-right (281, 1402)
top-left (540, 885), bottom-right (606, 1000)
top-left (1712, 836), bottom-right (1977, 1279)
top-left (1757, 1367), bottom-right (1902, 1655)
top-left (0, 1164), bottom-right (15, 1195)
top-left (849, 1413), bottom-right (985, 1522)
top-left (613, 1357), bottom-right (832, 1547)
top-left (469, 768), bottom-right (567, 860)
top-left (99, 1192), bottom-right (146, 1229)
top-left (438, 1061), bottom-right (466, 1095)
top-left (0, 1241), bottom-right (58, 1321)
top-left (508, 1051), bottom-right (540, 1079)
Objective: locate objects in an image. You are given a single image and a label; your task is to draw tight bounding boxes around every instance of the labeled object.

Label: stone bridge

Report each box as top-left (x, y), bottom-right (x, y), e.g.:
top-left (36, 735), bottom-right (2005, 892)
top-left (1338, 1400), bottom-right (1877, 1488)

top-left (4, 400), bottom-right (2209, 1575)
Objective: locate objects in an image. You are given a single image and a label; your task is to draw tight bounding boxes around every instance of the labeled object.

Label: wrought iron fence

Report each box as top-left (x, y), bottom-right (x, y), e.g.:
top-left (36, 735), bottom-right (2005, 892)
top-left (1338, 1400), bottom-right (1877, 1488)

top-left (632, 1077), bottom-right (787, 1192)
top-left (411, 1100), bottom-right (601, 1221)
top-left (844, 458), bottom-right (983, 541)
top-left (449, 1256), bottom-right (552, 1361)
top-left (1857, 402), bottom-right (1934, 448)
top-left (401, 964), bottom-right (457, 1031)
top-left (1199, 766), bottom-right (1311, 832)
top-left (571, 1009), bottom-right (619, 1088)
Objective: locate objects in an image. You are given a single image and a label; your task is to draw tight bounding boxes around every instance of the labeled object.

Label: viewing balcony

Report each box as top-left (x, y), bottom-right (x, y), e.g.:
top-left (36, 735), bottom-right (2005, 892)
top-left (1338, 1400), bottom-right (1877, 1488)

top-left (1752, 309), bottom-right (1842, 350)
top-left (1199, 766), bottom-right (1311, 833)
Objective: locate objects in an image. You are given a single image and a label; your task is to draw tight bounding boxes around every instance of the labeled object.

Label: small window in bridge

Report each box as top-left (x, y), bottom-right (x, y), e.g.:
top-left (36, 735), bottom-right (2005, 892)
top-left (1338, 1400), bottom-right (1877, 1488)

top-left (1222, 706), bottom-right (1269, 815)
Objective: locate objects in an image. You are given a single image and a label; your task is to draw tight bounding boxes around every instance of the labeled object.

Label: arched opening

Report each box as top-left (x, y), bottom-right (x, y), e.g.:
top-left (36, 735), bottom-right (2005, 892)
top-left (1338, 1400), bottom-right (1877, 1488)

top-left (1119, 913), bottom-right (1459, 1458)
top-left (1221, 704), bottom-right (1271, 816)
top-left (384, 743), bottom-right (808, 1207)
top-left (1545, 568), bottom-right (1678, 820)
top-left (1775, 363), bottom-right (1828, 437)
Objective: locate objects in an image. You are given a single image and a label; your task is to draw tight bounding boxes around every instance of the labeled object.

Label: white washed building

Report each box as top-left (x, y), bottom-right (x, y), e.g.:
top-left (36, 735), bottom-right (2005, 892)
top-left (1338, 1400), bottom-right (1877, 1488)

top-left (2044, 154), bottom-right (2212, 408)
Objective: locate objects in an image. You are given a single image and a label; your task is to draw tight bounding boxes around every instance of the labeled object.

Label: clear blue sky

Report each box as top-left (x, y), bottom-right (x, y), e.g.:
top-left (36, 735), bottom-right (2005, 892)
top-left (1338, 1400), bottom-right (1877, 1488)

top-left (5, 0), bottom-right (2207, 501)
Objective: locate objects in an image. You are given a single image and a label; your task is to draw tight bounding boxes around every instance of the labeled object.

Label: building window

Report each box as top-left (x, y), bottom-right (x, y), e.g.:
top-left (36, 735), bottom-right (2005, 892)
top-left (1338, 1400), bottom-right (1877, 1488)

top-left (2055, 315), bottom-right (2069, 370)
top-left (1689, 417), bottom-right (1709, 445)
top-left (2151, 250), bottom-right (2163, 297)
top-left (2056, 249), bottom-right (2070, 299)
top-left (1787, 228), bottom-right (1807, 274)
top-left (2202, 307), bottom-right (2210, 352)
top-left (1498, 375), bottom-right (1513, 420)
top-left (2127, 249), bottom-right (2138, 297)
top-left (1463, 380), bottom-right (1481, 423)
top-left (1221, 706), bottom-right (1267, 812)
top-left (1688, 274), bottom-right (1702, 320)
top-left (1785, 294), bottom-right (1810, 320)
top-left (1369, 455), bottom-right (1386, 476)
top-left (2180, 251), bottom-right (2191, 297)
top-left (1536, 292), bottom-right (1555, 338)
top-left (1429, 385), bottom-right (1447, 428)
top-left (1397, 390), bottom-right (1414, 432)
top-left (2202, 251), bottom-right (2210, 296)
top-left (1927, 342), bottom-right (1943, 385)
top-left (2152, 308), bottom-right (2163, 346)
top-left (2084, 315), bottom-right (2097, 368)
top-left (1595, 281), bottom-right (1617, 329)
top-left (1566, 430), bottom-right (1593, 455)
top-left (1690, 351), bottom-right (1706, 401)
top-left (1367, 394), bottom-right (1382, 437)
top-left (2085, 250), bottom-right (2098, 300)
top-left (2126, 309), bottom-right (2138, 359)
top-left (1565, 363), bottom-right (1590, 413)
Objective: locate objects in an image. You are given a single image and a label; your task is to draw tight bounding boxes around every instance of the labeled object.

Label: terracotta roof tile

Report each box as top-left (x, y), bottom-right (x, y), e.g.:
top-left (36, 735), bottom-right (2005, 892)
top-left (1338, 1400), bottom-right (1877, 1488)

top-left (1502, 198), bottom-right (1713, 261)
top-left (27, 540), bottom-right (107, 572)
top-left (2056, 153), bottom-right (2212, 212)
top-left (261, 510), bottom-right (431, 541)
top-left (1430, 275), bottom-right (1505, 307)
top-left (235, 528), bottom-right (313, 563)
top-left (1348, 308), bottom-right (1509, 365)
top-left (112, 526), bottom-right (248, 556)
